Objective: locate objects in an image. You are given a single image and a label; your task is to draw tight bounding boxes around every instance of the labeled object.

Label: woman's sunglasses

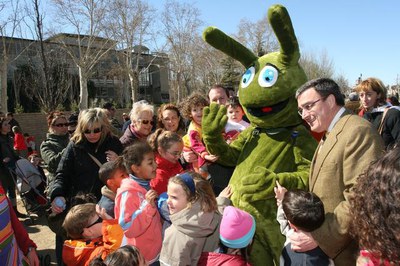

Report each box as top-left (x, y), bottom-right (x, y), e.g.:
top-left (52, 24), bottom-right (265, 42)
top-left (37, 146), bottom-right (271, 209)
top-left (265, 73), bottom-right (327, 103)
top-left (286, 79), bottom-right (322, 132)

top-left (139, 119), bottom-right (154, 125)
top-left (53, 123), bottom-right (69, 127)
top-left (84, 127), bottom-right (102, 134)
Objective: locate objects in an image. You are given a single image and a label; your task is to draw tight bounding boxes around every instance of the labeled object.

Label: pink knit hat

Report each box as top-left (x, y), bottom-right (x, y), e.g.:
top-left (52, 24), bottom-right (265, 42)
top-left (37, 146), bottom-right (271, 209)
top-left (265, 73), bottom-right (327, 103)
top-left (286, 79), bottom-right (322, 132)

top-left (220, 206), bottom-right (256, 249)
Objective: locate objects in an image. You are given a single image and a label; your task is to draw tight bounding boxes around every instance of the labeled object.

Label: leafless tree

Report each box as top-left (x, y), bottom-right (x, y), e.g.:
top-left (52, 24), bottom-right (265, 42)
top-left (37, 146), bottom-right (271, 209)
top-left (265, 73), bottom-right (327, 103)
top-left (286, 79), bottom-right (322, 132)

top-left (17, 0), bottom-right (71, 112)
top-left (50, 0), bottom-right (116, 110)
top-left (236, 15), bottom-right (279, 56)
top-left (300, 49), bottom-right (335, 80)
top-left (0, 0), bottom-right (25, 112)
top-left (103, 0), bottom-right (156, 104)
top-left (159, 0), bottom-right (202, 102)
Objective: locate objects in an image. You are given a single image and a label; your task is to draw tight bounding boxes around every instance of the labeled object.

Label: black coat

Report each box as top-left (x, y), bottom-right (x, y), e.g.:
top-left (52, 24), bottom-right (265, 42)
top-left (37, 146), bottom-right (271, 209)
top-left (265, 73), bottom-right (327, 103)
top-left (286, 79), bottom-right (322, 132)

top-left (49, 134), bottom-right (123, 201)
top-left (364, 107), bottom-right (400, 148)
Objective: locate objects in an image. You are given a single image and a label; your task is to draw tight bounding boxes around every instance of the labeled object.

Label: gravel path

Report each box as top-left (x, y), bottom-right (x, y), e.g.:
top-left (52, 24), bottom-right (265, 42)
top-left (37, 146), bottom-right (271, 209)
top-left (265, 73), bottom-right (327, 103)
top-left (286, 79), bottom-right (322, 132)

top-left (17, 198), bottom-right (57, 265)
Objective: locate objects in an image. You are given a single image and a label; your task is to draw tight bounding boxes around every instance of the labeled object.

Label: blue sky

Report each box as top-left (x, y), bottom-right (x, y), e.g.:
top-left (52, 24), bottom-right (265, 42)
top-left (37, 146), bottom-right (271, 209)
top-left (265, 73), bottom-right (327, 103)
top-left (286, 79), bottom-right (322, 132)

top-left (149, 0), bottom-right (400, 87)
top-left (7, 0), bottom-right (399, 86)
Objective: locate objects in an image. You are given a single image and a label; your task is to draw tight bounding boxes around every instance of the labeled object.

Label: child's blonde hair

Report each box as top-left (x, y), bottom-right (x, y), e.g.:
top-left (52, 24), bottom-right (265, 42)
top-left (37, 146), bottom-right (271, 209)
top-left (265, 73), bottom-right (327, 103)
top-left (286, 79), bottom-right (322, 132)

top-left (181, 93), bottom-right (209, 120)
top-left (63, 203), bottom-right (96, 239)
top-left (148, 128), bottom-right (183, 152)
top-left (168, 172), bottom-right (217, 213)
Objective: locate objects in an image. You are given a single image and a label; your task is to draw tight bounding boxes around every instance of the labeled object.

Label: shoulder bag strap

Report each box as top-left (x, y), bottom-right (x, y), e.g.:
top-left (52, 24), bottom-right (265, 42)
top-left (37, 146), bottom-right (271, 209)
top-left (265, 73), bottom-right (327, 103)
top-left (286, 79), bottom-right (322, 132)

top-left (87, 152), bottom-right (103, 168)
top-left (378, 108), bottom-right (390, 135)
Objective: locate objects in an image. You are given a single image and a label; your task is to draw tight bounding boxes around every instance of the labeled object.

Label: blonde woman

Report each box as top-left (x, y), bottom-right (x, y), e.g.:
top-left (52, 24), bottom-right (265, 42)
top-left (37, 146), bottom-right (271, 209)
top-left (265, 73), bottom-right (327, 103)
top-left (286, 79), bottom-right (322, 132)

top-left (120, 101), bottom-right (155, 147)
top-left (50, 108), bottom-right (123, 208)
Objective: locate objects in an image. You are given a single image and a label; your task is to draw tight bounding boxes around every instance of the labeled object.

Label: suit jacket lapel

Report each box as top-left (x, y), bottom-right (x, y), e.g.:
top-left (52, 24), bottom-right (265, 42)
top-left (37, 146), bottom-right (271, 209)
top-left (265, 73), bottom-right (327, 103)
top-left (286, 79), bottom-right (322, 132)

top-left (309, 111), bottom-right (352, 191)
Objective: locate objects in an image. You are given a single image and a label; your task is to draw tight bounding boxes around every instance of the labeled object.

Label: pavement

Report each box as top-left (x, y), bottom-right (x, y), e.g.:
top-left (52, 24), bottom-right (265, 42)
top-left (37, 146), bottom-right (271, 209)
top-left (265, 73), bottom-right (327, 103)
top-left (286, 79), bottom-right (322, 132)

top-left (17, 197), bottom-right (57, 266)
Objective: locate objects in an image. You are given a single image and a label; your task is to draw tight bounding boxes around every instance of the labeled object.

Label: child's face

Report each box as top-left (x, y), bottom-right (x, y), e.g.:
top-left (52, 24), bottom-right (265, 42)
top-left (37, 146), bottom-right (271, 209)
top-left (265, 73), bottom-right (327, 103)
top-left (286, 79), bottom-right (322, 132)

top-left (159, 141), bottom-right (184, 163)
top-left (227, 106), bottom-right (244, 123)
top-left (107, 168), bottom-right (128, 193)
top-left (131, 152), bottom-right (157, 180)
top-left (190, 105), bottom-right (204, 125)
top-left (30, 157), bottom-right (41, 166)
top-left (82, 214), bottom-right (103, 240)
top-left (167, 182), bottom-right (189, 215)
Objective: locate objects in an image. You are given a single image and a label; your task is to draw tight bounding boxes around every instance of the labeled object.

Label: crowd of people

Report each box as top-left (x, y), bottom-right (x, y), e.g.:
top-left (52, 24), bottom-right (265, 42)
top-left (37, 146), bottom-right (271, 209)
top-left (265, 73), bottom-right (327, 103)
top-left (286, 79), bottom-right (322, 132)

top-left (0, 78), bottom-right (399, 266)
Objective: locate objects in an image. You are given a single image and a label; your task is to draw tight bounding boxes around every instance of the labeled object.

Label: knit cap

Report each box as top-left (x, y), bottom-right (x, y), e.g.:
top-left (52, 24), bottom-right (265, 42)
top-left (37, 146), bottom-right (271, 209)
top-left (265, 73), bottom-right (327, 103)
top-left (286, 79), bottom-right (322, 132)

top-left (220, 206), bottom-right (256, 249)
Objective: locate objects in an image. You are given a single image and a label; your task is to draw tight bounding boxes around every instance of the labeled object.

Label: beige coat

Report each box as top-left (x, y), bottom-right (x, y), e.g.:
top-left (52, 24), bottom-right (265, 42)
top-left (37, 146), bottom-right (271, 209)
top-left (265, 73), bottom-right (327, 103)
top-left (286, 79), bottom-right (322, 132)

top-left (159, 197), bottom-right (231, 266)
top-left (310, 112), bottom-right (384, 265)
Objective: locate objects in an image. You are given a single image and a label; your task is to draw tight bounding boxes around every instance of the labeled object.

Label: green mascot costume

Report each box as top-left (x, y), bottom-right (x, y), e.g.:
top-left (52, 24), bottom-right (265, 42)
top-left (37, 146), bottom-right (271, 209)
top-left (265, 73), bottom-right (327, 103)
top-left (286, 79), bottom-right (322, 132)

top-left (202, 5), bottom-right (318, 266)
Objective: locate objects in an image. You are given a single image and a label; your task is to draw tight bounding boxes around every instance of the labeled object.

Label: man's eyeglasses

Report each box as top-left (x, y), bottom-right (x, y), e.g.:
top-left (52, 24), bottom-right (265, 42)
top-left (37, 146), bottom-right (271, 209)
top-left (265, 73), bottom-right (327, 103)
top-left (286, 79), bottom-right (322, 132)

top-left (81, 216), bottom-right (102, 234)
top-left (84, 127), bottom-right (102, 134)
top-left (53, 123), bottom-right (69, 127)
top-left (139, 119), bottom-right (154, 125)
top-left (298, 98), bottom-right (323, 116)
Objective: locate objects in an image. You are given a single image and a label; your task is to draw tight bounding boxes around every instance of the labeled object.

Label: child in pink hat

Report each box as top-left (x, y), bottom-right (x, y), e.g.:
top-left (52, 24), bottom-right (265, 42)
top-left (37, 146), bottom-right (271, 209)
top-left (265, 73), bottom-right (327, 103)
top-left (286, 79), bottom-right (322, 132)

top-left (198, 206), bottom-right (256, 265)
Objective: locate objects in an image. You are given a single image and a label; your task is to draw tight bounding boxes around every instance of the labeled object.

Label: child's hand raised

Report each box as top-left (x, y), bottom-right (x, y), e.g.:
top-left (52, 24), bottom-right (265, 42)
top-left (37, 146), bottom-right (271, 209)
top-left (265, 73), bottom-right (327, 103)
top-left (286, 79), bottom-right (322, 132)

top-left (145, 189), bottom-right (158, 207)
top-left (219, 185), bottom-right (233, 198)
top-left (96, 204), bottom-right (112, 220)
top-left (274, 181), bottom-right (287, 206)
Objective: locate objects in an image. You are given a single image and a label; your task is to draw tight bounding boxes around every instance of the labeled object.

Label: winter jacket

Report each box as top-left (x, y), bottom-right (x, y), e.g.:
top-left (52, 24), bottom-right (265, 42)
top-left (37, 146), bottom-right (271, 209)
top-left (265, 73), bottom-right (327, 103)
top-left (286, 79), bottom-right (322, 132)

top-left (40, 133), bottom-right (70, 184)
top-left (50, 134), bottom-right (123, 201)
top-left (198, 252), bottom-right (252, 266)
top-left (159, 197), bottom-right (231, 266)
top-left (115, 177), bottom-right (162, 263)
top-left (0, 133), bottom-right (19, 189)
top-left (150, 153), bottom-right (183, 195)
top-left (13, 132), bottom-right (27, 151)
top-left (62, 219), bottom-right (123, 266)
top-left (183, 121), bottom-right (207, 168)
top-left (98, 186), bottom-right (116, 218)
top-left (119, 125), bottom-right (147, 148)
top-left (359, 105), bottom-right (400, 148)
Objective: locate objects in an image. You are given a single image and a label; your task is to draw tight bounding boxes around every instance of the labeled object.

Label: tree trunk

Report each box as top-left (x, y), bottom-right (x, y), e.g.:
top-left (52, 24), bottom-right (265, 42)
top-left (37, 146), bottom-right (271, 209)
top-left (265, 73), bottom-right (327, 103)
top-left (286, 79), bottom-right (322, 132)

top-left (79, 66), bottom-right (88, 110)
top-left (0, 61), bottom-right (7, 112)
top-left (129, 71), bottom-right (137, 104)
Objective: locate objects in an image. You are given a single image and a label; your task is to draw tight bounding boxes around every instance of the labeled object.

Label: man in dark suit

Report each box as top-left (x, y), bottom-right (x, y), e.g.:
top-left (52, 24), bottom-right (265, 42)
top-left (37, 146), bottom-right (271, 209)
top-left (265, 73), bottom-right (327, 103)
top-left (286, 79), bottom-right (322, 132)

top-left (292, 78), bottom-right (384, 265)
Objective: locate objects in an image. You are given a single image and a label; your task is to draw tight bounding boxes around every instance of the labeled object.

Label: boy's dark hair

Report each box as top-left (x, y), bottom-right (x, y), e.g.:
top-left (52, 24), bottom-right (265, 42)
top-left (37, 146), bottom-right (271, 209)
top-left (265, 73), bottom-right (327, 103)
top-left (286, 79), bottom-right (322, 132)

top-left (220, 241), bottom-right (252, 262)
top-left (227, 96), bottom-right (242, 109)
top-left (98, 157), bottom-right (125, 185)
top-left (282, 189), bottom-right (325, 232)
top-left (122, 142), bottom-right (153, 175)
top-left (89, 245), bottom-right (143, 266)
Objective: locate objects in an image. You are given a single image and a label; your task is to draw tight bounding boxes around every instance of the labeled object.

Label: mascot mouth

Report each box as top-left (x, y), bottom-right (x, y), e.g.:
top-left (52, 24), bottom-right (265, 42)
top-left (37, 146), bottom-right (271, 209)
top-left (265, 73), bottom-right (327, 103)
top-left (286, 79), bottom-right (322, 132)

top-left (246, 99), bottom-right (289, 117)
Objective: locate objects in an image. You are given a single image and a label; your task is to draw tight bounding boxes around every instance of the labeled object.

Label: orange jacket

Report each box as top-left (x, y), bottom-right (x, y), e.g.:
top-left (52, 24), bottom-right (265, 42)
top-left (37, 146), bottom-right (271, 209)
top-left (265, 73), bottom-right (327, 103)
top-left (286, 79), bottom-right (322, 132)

top-left (62, 219), bottom-right (123, 266)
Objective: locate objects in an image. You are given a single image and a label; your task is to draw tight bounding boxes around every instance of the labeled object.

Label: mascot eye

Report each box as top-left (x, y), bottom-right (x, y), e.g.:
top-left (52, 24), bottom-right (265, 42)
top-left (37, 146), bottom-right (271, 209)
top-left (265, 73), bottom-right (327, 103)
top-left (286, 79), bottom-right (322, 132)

top-left (241, 67), bottom-right (255, 88)
top-left (258, 65), bottom-right (279, 87)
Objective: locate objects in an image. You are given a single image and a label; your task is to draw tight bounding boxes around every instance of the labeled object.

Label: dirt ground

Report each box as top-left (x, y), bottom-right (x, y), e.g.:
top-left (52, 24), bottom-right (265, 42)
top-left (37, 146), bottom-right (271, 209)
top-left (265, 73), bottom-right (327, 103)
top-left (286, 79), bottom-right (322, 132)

top-left (17, 198), bottom-right (57, 266)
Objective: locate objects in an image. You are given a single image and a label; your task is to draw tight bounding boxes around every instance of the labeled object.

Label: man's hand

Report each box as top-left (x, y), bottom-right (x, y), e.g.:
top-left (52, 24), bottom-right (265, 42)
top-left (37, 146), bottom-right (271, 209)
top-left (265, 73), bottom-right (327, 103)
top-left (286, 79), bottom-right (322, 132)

top-left (182, 151), bottom-right (197, 163)
top-left (289, 230), bottom-right (318, 252)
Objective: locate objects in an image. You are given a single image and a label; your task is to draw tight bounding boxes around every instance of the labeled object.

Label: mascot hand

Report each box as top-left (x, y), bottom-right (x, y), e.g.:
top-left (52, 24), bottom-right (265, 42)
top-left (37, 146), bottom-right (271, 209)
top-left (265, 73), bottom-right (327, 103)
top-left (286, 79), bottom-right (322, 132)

top-left (239, 166), bottom-right (277, 202)
top-left (202, 103), bottom-right (228, 138)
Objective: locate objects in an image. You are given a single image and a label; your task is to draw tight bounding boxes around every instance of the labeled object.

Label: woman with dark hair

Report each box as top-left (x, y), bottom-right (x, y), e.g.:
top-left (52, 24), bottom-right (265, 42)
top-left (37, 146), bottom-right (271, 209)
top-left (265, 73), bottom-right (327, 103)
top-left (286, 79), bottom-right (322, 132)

top-left (157, 103), bottom-right (186, 136)
top-left (40, 111), bottom-right (70, 187)
top-left (350, 146), bottom-right (400, 265)
top-left (0, 117), bottom-right (23, 216)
